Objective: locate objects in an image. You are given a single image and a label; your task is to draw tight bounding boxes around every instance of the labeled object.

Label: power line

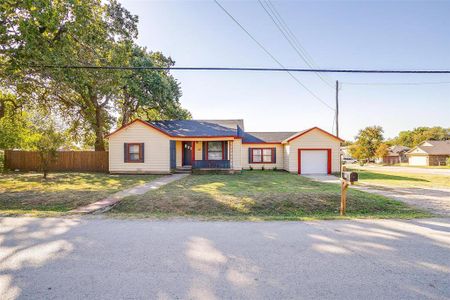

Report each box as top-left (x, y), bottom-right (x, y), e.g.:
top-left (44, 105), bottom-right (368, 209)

top-left (258, 0), bottom-right (334, 88)
top-left (11, 64), bottom-right (450, 73)
top-left (342, 81), bottom-right (450, 86)
top-left (213, 0), bottom-right (335, 110)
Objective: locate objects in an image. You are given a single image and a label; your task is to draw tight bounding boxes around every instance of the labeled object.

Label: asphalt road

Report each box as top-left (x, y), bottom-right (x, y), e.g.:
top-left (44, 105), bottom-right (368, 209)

top-left (1, 217), bottom-right (450, 299)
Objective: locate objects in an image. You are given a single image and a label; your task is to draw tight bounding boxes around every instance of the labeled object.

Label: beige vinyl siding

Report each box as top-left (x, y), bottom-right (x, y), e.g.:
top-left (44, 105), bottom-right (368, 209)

top-left (232, 139), bottom-right (242, 170)
top-left (286, 129), bottom-right (341, 173)
top-left (108, 122), bottom-right (171, 174)
top-left (241, 144), bottom-right (284, 170)
top-left (283, 145), bottom-right (290, 170)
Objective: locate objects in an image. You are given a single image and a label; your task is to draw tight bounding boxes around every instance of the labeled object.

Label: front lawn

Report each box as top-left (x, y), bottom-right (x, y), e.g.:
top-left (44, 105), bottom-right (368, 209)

top-left (0, 172), bottom-right (160, 216)
top-left (347, 168), bottom-right (450, 188)
top-left (110, 171), bottom-right (429, 220)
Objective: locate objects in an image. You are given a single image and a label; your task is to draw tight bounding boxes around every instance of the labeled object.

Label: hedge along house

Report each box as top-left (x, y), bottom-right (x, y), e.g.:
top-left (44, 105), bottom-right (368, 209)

top-left (106, 119), bottom-right (343, 174)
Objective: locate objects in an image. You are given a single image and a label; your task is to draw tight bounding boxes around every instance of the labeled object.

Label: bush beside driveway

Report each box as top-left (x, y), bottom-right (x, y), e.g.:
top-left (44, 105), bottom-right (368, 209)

top-left (109, 171), bottom-right (429, 220)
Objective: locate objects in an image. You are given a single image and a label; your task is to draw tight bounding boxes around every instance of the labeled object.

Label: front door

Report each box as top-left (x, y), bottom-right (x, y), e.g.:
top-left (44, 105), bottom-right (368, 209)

top-left (182, 142), bottom-right (192, 166)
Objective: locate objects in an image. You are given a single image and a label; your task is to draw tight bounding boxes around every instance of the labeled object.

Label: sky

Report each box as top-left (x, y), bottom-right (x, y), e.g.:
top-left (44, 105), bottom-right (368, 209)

top-left (119, 0), bottom-right (450, 141)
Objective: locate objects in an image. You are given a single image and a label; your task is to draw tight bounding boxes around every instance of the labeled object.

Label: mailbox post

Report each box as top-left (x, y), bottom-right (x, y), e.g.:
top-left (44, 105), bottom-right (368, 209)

top-left (340, 171), bottom-right (358, 216)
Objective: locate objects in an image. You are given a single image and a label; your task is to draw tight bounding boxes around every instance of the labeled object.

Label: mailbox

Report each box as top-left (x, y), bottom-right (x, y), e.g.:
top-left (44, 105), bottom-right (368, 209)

top-left (342, 171), bottom-right (358, 183)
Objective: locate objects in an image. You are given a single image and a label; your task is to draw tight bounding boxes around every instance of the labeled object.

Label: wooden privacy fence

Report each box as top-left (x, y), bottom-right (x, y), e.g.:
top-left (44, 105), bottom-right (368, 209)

top-left (4, 150), bottom-right (109, 172)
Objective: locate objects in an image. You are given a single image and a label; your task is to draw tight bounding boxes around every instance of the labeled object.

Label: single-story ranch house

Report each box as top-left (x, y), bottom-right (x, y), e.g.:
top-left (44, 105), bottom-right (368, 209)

top-left (406, 140), bottom-right (450, 166)
top-left (377, 145), bottom-right (410, 165)
top-left (106, 119), bottom-right (343, 174)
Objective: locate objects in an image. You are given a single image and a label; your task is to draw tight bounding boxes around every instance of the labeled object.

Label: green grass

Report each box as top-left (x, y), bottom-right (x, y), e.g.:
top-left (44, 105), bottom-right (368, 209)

top-left (0, 172), bottom-right (160, 216)
top-left (109, 171), bottom-right (430, 220)
top-left (347, 167), bottom-right (450, 188)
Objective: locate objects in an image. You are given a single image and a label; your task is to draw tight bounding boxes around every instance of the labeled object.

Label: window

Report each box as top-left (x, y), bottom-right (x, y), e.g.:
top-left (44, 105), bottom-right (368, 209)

top-left (251, 148), bottom-right (275, 163)
top-left (125, 143), bottom-right (144, 163)
top-left (252, 149), bottom-right (262, 162)
top-left (207, 142), bottom-right (223, 160)
top-left (263, 149), bottom-right (273, 162)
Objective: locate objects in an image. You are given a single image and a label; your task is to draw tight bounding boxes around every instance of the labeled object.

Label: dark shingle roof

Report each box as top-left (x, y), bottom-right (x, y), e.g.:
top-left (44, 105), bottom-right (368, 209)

top-left (147, 120), bottom-right (242, 137)
top-left (242, 131), bottom-right (298, 143)
top-left (387, 145), bottom-right (410, 156)
top-left (416, 140), bottom-right (450, 155)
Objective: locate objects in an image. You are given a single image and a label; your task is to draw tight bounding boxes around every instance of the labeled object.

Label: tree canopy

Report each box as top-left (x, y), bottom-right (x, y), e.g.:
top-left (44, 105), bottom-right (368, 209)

top-left (349, 126), bottom-right (384, 162)
top-left (0, 0), bottom-right (190, 151)
top-left (389, 127), bottom-right (449, 148)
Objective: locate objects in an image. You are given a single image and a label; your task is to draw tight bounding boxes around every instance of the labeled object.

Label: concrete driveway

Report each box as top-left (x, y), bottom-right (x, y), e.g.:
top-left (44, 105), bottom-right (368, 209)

top-left (304, 174), bottom-right (450, 216)
top-left (1, 217), bottom-right (449, 299)
top-left (347, 164), bottom-right (450, 176)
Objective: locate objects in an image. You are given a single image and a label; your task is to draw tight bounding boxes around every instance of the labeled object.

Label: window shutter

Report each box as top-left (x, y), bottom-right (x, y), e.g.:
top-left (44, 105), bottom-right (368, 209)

top-left (124, 143), bottom-right (128, 162)
top-left (272, 147), bottom-right (276, 163)
top-left (141, 143), bottom-right (145, 162)
top-left (248, 148), bottom-right (252, 163)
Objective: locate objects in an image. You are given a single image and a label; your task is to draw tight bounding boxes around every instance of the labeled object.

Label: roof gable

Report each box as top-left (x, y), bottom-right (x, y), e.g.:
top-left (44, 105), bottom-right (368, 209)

top-left (409, 140), bottom-right (450, 155)
top-left (105, 119), bottom-right (170, 138)
top-left (285, 127), bottom-right (344, 143)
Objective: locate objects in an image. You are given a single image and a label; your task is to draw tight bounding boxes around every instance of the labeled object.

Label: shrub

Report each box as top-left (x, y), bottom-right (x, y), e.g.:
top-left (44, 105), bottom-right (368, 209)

top-left (446, 157), bottom-right (450, 166)
top-left (273, 166), bottom-right (277, 171)
top-left (261, 165), bottom-right (265, 171)
top-left (249, 166), bottom-right (253, 171)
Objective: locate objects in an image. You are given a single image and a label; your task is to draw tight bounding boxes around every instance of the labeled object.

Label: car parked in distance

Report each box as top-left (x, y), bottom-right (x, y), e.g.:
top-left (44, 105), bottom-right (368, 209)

top-left (342, 157), bottom-right (357, 164)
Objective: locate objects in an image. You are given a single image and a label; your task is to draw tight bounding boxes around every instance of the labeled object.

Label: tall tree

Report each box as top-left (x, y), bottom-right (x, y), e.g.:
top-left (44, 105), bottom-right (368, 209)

top-left (118, 47), bottom-right (191, 126)
top-left (350, 126), bottom-right (384, 162)
top-left (1, 0), bottom-right (138, 150)
top-left (1, 0), bottom-right (191, 150)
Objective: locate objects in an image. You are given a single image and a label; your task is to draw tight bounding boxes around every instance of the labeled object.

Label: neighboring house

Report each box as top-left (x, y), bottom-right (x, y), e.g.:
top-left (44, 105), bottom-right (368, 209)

top-left (106, 119), bottom-right (343, 174)
top-left (378, 145), bottom-right (410, 165)
top-left (406, 140), bottom-right (450, 166)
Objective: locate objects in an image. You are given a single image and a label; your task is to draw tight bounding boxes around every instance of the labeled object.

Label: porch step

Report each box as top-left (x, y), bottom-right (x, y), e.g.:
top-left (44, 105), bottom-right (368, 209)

top-left (174, 166), bottom-right (192, 174)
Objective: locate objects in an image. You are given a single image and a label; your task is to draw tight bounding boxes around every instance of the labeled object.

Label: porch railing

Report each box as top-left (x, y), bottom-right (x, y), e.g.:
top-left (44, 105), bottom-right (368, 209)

top-left (192, 160), bottom-right (230, 169)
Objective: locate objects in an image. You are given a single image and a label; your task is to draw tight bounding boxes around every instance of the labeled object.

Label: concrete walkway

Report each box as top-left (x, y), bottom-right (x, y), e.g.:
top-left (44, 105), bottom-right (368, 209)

top-left (70, 174), bottom-right (189, 214)
top-left (304, 175), bottom-right (450, 216)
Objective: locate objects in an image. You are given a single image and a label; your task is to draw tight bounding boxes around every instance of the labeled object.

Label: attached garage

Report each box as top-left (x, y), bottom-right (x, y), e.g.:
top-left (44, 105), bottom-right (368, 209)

top-left (408, 155), bottom-right (428, 166)
top-left (298, 149), bottom-right (331, 174)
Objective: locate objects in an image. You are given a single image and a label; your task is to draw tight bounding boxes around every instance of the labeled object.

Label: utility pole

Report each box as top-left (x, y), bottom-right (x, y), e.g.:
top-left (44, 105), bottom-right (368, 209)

top-left (335, 80), bottom-right (339, 138)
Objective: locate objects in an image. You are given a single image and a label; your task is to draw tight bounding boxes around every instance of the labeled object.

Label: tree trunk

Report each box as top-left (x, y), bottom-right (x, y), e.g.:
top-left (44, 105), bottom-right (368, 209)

top-left (94, 107), bottom-right (105, 151)
top-left (121, 90), bottom-right (134, 127)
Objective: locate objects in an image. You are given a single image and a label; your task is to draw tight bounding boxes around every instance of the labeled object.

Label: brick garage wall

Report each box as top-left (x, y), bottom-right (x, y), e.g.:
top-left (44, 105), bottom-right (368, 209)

top-left (428, 155), bottom-right (449, 166)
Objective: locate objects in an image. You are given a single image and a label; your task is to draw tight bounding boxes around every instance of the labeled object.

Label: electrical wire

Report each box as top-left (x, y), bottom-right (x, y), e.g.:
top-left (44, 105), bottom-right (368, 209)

top-left (342, 81), bottom-right (450, 86)
top-left (213, 0), bottom-right (335, 110)
top-left (10, 64), bottom-right (450, 74)
top-left (258, 0), bottom-right (335, 88)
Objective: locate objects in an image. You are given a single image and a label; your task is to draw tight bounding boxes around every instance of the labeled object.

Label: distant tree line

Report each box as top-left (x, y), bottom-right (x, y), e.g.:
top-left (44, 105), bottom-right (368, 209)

top-left (0, 0), bottom-right (191, 152)
top-left (347, 126), bottom-right (449, 164)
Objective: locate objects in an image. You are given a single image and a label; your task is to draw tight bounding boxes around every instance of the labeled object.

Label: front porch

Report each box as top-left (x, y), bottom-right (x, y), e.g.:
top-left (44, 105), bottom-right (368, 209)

top-left (170, 140), bottom-right (236, 173)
